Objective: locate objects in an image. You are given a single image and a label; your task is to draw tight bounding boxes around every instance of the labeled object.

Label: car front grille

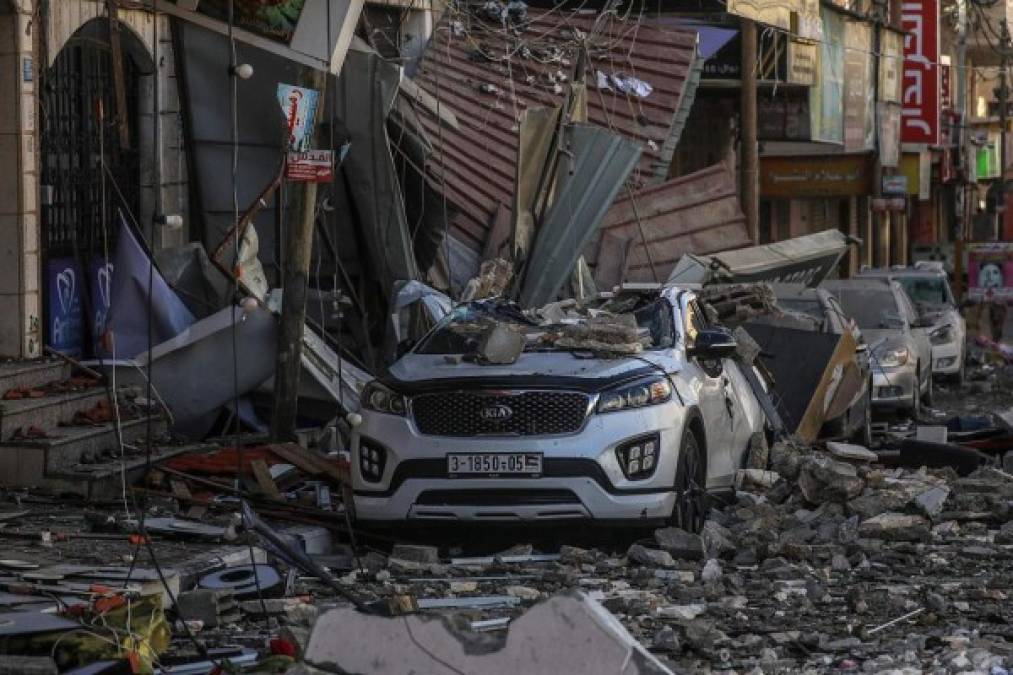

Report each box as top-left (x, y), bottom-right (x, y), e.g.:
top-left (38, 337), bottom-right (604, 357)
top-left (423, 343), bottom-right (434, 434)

top-left (411, 391), bottom-right (590, 437)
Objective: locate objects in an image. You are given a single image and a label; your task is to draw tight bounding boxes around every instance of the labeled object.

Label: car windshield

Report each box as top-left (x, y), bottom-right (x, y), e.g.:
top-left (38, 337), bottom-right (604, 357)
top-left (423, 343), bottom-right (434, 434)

top-left (831, 289), bottom-right (902, 330)
top-left (414, 297), bottom-right (676, 356)
top-left (897, 277), bottom-right (951, 306)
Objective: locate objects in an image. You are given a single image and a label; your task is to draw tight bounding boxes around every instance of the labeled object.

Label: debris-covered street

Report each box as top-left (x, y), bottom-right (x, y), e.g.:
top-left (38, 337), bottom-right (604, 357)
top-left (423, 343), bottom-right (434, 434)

top-left (1, 0), bottom-right (1013, 672)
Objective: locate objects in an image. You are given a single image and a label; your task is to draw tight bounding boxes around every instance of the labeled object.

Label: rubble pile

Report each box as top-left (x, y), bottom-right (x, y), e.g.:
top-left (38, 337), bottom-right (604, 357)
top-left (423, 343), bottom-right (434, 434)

top-left (267, 442), bottom-right (1013, 673)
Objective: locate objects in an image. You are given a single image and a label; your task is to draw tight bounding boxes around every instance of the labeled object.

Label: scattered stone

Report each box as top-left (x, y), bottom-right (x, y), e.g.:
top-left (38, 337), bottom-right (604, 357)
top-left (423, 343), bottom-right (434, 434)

top-left (769, 442), bottom-right (804, 481)
top-left (735, 469), bottom-right (780, 491)
top-left (913, 485), bottom-right (951, 519)
top-left (826, 441), bottom-right (878, 463)
top-left (701, 520), bottom-right (736, 559)
top-left (627, 544), bottom-right (676, 568)
top-left (505, 586), bottom-right (540, 601)
top-left (996, 521), bottom-right (1013, 545)
top-left (798, 454), bottom-right (865, 504)
top-left (389, 544), bottom-right (440, 565)
top-left (654, 527), bottom-right (704, 560)
top-left (701, 559), bottom-right (722, 583)
top-left (657, 604), bottom-right (707, 620)
top-left (857, 512), bottom-right (931, 542)
top-left (450, 581), bottom-right (478, 594)
top-left (653, 626), bottom-right (681, 653)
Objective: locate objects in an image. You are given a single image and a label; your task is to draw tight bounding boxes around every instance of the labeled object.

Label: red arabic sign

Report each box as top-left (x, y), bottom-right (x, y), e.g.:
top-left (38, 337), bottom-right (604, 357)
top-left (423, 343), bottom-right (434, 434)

top-left (286, 150), bottom-right (333, 183)
top-left (901, 1), bottom-right (940, 145)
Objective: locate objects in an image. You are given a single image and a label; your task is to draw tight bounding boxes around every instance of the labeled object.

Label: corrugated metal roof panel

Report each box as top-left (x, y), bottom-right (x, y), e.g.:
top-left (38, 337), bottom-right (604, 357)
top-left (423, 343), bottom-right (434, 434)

top-left (595, 161), bottom-right (752, 282)
top-left (410, 8), bottom-right (698, 252)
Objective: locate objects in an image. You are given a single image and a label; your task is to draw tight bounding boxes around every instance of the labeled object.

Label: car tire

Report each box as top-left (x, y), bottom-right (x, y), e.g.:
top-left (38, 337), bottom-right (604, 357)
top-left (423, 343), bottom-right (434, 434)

top-left (922, 366), bottom-right (934, 407)
top-left (852, 388), bottom-right (873, 448)
top-left (672, 427), bottom-right (706, 534)
top-left (911, 372), bottom-right (921, 420)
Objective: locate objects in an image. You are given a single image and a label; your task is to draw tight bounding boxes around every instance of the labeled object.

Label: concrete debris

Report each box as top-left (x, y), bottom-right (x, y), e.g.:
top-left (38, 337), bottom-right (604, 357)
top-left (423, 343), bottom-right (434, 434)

top-left (461, 258), bottom-right (513, 301)
top-left (857, 512), bottom-right (932, 541)
top-left (797, 453), bottom-right (866, 504)
top-left (478, 324), bottom-right (526, 365)
top-left (653, 527), bottom-right (704, 560)
top-left (826, 441), bottom-right (878, 463)
top-left (303, 591), bottom-right (674, 674)
top-left (627, 544), bottom-right (676, 568)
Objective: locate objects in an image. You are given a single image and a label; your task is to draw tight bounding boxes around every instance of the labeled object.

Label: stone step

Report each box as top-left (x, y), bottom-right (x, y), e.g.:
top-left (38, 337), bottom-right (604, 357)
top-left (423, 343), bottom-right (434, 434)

top-left (0, 388), bottom-right (109, 438)
top-left (0, 360), bottom-right (71, 394)
top-left (42, 442), bottom-right (212, 500)
top-left (0, 415), bottom-right (169, 476)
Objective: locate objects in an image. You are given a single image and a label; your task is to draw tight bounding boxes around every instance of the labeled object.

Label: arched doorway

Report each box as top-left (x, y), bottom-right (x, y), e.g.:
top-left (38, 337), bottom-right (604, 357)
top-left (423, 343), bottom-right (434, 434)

top-left (40, 17), bottom-right (151, 356)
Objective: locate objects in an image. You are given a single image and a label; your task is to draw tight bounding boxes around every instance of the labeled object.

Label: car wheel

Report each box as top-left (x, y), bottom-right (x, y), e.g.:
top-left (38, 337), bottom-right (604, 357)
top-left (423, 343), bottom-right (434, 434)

top-left (922, 367), bottom-right (934, 407)
top-left (911, 372), bottom-right (921, 421)
top-left (852, 389), bottom-right (873, 448)
top-left (672, 427), bottom-right (706, 534)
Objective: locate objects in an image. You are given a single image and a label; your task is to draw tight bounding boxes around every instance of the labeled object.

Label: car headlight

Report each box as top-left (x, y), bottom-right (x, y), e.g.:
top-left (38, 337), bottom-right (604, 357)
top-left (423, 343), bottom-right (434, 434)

top-left (361, 381), bottom-right (407, 416)
top-left (874, 346), bottom-right (909, 368)
top-left (597, 376), bottom-right (672, 414)
top-left (929, 325), bottom-right (952, 345)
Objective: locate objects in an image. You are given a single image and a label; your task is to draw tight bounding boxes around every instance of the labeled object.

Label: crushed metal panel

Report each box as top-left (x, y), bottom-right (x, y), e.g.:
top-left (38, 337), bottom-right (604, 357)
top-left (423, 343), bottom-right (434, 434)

top-left (411, 10), bottom-right (698, 255)
top-left (518, 125), bottom-right (642, 308)
top-left (513, 106), bottom-right (561, 261)
top-left (594, 162), bottom-right (750, 283)
top-left (668, 229), bottom-right (852, 287)
top-left (333, 48), bottom-right (420, 294)
top-left (742, 323), bottom-right (856, 443)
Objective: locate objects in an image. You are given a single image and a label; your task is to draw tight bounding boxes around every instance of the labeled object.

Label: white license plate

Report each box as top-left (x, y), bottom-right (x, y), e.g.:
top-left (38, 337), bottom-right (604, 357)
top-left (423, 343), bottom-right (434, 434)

top-left (447, 453), bottom-right (542, 477)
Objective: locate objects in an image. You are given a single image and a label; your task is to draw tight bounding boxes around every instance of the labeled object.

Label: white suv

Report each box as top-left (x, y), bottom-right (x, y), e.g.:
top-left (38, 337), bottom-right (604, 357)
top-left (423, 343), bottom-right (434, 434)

top-left (350, 286), bottom-right (766, 531)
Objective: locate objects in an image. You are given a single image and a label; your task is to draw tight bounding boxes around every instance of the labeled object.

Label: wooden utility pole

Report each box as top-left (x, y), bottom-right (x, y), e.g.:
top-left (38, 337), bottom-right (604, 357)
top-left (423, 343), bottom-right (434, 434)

top-left (271, 68), bottom-right (327, 440)
top-left (740, 18), bottom-right (759, 243)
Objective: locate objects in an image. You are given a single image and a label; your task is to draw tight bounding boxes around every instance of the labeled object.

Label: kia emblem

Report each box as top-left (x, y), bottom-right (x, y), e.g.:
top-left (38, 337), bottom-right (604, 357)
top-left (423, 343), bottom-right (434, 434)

top-left (481, 405), bottom-right (513, 421)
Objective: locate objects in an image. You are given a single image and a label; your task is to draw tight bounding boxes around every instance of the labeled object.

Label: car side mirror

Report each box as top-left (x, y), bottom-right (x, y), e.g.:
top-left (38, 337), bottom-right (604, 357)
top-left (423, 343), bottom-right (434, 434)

top-left (688, 327), bottom-right (738, 360)
top-left (855, 343), bottom-right (868, 354)
top-left (395, 338), bottom-right (417, 359)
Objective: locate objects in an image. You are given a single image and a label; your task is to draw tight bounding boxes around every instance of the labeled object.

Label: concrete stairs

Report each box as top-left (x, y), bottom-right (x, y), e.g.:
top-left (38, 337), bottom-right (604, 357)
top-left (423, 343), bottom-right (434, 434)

top-left (0, 359), bottom-right (174, 497)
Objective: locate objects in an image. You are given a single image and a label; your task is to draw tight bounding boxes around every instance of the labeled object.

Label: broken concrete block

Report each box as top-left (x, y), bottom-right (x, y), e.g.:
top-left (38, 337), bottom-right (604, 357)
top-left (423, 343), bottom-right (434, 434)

top-left (654, 527), bottom-right (704, 560)
top-left (652, 626), bottom-right (681, 653)
top-left (478, 325), bottom-right (526, 365)
top-left (798, 454), bottom-right (865, 504)
top-left (995, 521), bottom-right (1013, 545)
top-left (857, 512), bottom-right (931, 542)
top-left (826, 441), bottom-right (877, 464)
top-left (627, 544), bottom-right (676, 568)
top-left (303, 591), bottom-right (674, 674)
top-left (175, 588), bottom-right (239, 628)
top-left (745, 432), bottom-right (770, 470)
top-left (701, 559), bottom-right (722, 583)
top-left (449, 581), bottom-right (478, 594)
top-left (390, 544), bottom-right (440, 565)
top-left (700, 520), bottom-right (736, 559)
top-left (769, 441), bottom-right (804, 481)
top-left (913, 485), bottom-right (951, 519)
top-left (656, 604), bottom-right (706, 620)
top-left (735, 468), bottom-right (780, 491)
top-left (505, 586), bottom-right (541, 601)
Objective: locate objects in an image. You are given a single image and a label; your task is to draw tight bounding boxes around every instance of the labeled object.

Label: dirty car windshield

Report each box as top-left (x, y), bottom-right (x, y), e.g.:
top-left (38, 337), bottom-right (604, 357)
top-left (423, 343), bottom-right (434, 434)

top-left (897, 277), bottom-right (950, 306)
top-left (777, 298), bottom-right (824, 321)
top-left (832, 289), bottom-right (899, 330)
top-left (414, 298), bottom-right (675, 355)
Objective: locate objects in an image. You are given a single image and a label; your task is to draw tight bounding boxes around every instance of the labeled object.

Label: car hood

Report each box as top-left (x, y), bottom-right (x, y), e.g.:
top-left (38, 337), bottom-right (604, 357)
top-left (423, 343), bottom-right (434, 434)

top-left (860, 329), bottom-right (907, 352)
top-left (385, 352), bottom-right (676, 394)
top-left (919, 306), bottom-right (960, 328)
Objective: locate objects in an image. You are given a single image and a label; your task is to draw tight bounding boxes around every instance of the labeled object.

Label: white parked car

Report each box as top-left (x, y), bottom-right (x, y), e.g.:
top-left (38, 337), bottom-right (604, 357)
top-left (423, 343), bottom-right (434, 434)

top-left (858, 262), bottom-right (967, 383)
top-left (351, 286), bottom-right (767, 532)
